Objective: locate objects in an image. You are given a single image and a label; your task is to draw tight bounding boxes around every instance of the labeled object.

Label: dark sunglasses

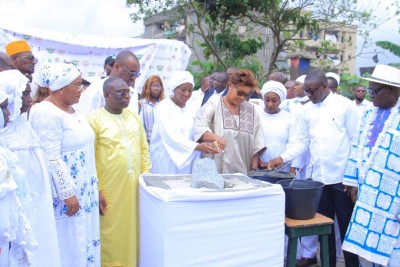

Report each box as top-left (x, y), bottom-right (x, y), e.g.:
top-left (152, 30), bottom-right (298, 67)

top-left (366, 85), bottom-right (388, 97)
top-left (234, 84), bottom-right (252, 98)
top-left (304, 82), bottom-right (324, 95)
top-left (119, 64), bottom-right (141, 78)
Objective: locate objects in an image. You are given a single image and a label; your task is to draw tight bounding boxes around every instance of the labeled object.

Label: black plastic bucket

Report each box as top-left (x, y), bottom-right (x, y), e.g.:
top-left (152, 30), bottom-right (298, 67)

top-left (248, 170), bottom-right (295, 184)
top-left (277, 179), bottom-right (324, 220)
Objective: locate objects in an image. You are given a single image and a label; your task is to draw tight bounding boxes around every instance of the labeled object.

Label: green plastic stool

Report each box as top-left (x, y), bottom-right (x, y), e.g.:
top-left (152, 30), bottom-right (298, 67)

top-left (285, 213), bottom-right (333, 267)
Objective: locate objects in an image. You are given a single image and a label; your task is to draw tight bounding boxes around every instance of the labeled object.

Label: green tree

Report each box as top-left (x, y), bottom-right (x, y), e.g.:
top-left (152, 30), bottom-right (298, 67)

top-left (376, 41), bottom-right (400, 57)
top-left (339, 73), bottom-right (370, 100)
top-left (127, 0), bottom-right (399, 77)
top-left (128, 0), bottom-right (264, 73)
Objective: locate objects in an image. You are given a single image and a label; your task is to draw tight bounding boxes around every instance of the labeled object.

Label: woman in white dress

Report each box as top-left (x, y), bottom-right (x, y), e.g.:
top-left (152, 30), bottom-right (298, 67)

top-left (0, 85), bottom-right (38, 266)
top-left (258, 81), bottom-right (297, 172)
top-left (150, 71), bottom-right (219, 174)
top-left (0, 70), bottom-right (61, 266)
top-left (29, 63), bottom-right (100, 267)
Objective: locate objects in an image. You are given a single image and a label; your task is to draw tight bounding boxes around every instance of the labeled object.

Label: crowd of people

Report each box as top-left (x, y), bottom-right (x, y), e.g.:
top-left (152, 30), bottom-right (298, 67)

top-left (0, 38), bottom-right (399, 267)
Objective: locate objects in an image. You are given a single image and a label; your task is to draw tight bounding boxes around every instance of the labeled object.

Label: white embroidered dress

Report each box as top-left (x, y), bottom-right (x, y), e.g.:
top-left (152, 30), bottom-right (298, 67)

top-left (0, 116), bottom-right (61, 267)
top-left (0, 145), bottom-right (37, 266)
top-left (29, 101), bottom-right (100, 267)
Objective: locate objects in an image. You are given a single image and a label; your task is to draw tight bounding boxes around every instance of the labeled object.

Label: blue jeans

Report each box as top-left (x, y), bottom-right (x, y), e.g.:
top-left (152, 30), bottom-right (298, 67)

top-left (317, 183), bottom-right (359, 267)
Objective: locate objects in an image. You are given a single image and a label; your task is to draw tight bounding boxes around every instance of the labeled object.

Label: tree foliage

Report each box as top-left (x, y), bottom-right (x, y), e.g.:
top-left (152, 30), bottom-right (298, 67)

top-left (339, 72), bottom-right (370, 100)
top-left (376, 41), bottom-right (400, 57)
top-left (127, 0), bottom-right (399, 78)
top-left (128, 0), bottom-right (265, 73)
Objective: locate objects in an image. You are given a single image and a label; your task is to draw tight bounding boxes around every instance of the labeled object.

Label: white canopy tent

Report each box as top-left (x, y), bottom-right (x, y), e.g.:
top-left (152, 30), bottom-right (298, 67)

top-left (0, 24), bottom-right (191, 96)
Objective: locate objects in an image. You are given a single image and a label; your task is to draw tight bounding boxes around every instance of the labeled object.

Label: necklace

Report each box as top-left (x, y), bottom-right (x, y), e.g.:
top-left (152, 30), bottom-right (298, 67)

top-left (355, 97), bottom-right (400, 181)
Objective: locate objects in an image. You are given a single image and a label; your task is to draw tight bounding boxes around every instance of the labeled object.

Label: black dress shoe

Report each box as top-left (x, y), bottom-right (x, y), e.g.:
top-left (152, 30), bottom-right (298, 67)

top-left (296, 256), bottom-right (318, 267)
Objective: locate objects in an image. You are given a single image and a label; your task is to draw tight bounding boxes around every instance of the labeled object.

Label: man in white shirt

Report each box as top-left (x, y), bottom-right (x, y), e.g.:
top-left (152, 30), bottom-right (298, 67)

top-left (268, 70), bottom-right (359, 267)
top-left (75, 50), bottom-right (140, 115)
top-left (353, 85), bottom-right (371, 119)
top-left (189, 74), bottom-right (210, 112)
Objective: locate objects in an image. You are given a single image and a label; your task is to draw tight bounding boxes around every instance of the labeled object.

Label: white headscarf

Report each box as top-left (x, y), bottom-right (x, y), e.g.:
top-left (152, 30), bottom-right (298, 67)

top-left (296, 75), bottom-right (306, 84)
top-left (261, 80), bottom-right (287, 101)
top-left (326, 72), bottom-right (340, 85)
top-left (169, 71), bottom-right (194, 92)
top-left (48, 63), bottom-right (81, 91)
top-left (0, 70), bottom-right (29, 122)
top-left (33, 63), bottom-right (54, 88)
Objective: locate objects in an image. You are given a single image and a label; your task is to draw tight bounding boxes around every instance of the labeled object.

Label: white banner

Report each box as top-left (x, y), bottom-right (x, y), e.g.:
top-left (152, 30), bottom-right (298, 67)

top-left (0, 24), bottom-right (191, 96)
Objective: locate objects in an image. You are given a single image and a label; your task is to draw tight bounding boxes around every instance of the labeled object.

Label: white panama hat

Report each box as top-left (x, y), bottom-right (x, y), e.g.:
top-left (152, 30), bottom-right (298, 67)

top-left (362, 64), bottom-right (400, 87)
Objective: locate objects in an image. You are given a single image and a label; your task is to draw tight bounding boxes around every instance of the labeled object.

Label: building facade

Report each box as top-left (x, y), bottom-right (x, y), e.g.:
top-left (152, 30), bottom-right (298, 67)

top-left (144, 12), bottom-right (357, 76)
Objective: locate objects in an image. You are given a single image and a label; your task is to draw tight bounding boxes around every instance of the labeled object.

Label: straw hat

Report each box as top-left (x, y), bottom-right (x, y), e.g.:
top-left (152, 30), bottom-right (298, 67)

top-left (362, 64), bottom-right (400, 87)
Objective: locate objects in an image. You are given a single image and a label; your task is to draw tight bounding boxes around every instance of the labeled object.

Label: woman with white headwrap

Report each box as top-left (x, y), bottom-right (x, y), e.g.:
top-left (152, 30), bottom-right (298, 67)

top-left (258, 80), bottom-right (297, 172)
top-left (0, 70), bottom-right (62, 266)
top-left (29, 63), bottom-right (100, 267)
top-left (31, 63), bottom-right (53, 105)
top-left (150, 70), bottom-right (220, 174)
top-left (0, 69), bottom-right (31, 121)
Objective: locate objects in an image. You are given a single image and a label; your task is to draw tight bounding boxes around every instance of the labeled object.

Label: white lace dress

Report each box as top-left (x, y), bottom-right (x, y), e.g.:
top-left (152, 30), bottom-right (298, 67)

top-left (29, 101), bottom-right (100, 267)
top-left (0, 115), bottom-right (61, 267)
top-left (0, 145), bottom-right (37, 266)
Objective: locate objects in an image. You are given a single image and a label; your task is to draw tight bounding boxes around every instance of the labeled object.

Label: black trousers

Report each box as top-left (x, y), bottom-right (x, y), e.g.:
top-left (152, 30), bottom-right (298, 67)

top-left (317, 183), bottom-right (359, 267)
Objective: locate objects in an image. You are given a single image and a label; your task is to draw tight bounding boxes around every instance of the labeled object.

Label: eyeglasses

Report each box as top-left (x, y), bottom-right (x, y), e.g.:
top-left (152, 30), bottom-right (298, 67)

top-left (70, 84), bottom-right (85, 91)
top-left (21, 55), bottom-right (38, 64)
top-left (151, 84), bottom-right (162, 89)
top-left (304, 83), bottom-right (324, 95)
top-left (233, 84), bottom-right (252, 98)
top-left (119, 64), bottom-right (141, 78)
top-left (366, 85), bottom-right (388, 97)
top-left (111, 89), bottom-right (131, 97)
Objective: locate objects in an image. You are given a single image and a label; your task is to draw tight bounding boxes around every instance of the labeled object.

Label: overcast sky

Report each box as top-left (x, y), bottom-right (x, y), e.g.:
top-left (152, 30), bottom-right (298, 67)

top-left (0, 0), bottom-right (399, 74)
top-left (0, 0), bottom-right (143, 37)
top-left (356, 0), bottom-right (400, 71)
